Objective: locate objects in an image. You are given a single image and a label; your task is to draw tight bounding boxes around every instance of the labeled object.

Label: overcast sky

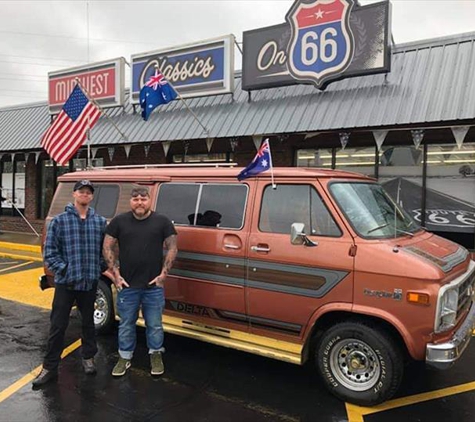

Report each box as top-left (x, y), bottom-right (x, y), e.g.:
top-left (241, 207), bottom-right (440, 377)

top-left (1, 0), bottom-right (475, 108)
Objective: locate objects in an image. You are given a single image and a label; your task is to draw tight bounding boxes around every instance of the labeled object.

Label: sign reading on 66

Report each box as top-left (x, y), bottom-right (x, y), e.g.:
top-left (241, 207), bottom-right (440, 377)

top-left (286, 0), bottom-right (355, 89)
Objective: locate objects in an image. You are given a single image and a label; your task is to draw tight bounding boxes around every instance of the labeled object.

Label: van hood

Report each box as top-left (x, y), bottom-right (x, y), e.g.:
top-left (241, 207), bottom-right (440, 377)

top-left (402, 233), bottom-right (469, 273)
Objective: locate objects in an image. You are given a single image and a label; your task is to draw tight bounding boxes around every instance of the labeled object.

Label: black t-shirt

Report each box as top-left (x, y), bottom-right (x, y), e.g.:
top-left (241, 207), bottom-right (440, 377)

top-left (105, 211), bottom-right (177, 288)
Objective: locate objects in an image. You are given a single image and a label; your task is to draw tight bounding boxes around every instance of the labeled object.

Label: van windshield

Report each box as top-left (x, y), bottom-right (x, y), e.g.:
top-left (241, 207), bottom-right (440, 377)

top-left (330, 182), bottom-right (420, 239)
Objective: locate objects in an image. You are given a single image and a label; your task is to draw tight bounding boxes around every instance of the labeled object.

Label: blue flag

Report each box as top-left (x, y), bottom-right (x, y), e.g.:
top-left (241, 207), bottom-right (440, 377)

top-left (237, 139), bottom-right (273, 181)
top-left (139, 70), bottom-right (177, 121)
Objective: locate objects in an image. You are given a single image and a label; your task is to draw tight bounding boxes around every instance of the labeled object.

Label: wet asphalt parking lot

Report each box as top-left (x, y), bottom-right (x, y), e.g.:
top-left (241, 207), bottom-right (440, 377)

top-left (0, 256), bottom-right (475, 422)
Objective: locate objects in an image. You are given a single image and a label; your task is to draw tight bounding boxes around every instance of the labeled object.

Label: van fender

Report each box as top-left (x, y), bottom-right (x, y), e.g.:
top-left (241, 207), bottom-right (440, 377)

top-left (303, 303), bottom-right (421, 361)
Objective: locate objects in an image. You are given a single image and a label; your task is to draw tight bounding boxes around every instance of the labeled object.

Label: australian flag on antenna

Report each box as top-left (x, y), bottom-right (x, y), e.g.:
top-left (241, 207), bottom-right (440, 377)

top-left (139, 69), bottom-right (177, 121)
top-left (237, 138), bottom-right (273, 181)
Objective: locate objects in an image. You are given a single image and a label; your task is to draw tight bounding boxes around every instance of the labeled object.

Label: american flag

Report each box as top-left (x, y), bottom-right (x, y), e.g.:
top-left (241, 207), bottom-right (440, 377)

top-left (41, 84), bottom-right (101, 165)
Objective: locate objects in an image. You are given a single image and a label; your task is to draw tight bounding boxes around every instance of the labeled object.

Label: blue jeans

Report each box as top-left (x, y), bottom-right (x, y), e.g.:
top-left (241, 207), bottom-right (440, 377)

top-left (117, 287), bottom-right (165, 359)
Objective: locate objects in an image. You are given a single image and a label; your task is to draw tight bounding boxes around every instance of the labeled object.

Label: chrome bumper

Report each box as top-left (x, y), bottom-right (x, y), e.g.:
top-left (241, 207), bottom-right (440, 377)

top-left (426, 300), bottom-right (475, 369)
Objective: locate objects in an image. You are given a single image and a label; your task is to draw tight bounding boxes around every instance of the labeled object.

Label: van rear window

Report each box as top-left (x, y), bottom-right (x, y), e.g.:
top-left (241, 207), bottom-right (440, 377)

top-left (156, 183), bottom-right (248, 229)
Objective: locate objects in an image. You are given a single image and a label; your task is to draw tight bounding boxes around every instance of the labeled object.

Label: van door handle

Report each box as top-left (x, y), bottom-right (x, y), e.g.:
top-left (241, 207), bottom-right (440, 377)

top-left (224, 244), bottom-right (240, 249)
top-left (251, 245), bottom-right (271, 252)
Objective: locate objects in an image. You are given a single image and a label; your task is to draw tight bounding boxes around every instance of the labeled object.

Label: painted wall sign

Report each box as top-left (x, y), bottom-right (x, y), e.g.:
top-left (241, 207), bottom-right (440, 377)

top-left (130, 35), bottom-right (235, 104)
top-left (48, 57), bottom-right (125, 114)
top-left (242, 0), bottom-right (391, 91)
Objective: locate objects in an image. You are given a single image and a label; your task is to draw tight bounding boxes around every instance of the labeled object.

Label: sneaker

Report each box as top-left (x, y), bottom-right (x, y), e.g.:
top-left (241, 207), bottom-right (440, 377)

top-left (82, 358), bottom-right (96, 375)
top-left (150, 352), bottom-right (164, 376)
top-left (32, 368), bottom-right (58, 388)
top-left (112, 357), bottom-right (131, 377)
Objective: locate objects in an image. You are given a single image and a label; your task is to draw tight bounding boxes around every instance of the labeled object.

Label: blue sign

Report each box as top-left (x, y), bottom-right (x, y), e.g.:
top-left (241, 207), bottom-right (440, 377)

top-left (131, 35), bottom-right (235, 103)
top-left (286, 0), bottom-right (355, 89)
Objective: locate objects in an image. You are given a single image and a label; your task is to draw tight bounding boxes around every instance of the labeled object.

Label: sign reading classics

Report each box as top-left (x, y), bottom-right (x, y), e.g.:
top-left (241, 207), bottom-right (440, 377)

top-left (242, 0), bottom-right (391, 91)
top-left (131, 35), bottom-right (235, 104)
top-left (48, 58), bottom-right (125, 115)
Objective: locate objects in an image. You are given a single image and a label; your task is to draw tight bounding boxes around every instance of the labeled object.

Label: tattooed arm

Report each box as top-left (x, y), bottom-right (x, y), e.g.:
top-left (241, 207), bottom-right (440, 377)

top-left (149, 234), bottom-right (178, 288)
top-left (103, 234), bottom-right (129, 289)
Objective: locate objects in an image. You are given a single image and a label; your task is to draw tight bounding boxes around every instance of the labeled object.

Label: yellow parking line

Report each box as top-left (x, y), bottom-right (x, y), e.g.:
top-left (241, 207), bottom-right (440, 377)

top-left (0, 261), bottom-right (33, 273)
top-left (346, 381), bottom-right (475, 421)
top-left (0, 339), bottom-right (82, 404)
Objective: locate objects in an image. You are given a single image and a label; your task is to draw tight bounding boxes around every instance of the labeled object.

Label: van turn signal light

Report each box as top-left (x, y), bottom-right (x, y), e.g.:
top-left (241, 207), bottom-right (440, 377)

top-left (407, 292), bottom-right (430, 306)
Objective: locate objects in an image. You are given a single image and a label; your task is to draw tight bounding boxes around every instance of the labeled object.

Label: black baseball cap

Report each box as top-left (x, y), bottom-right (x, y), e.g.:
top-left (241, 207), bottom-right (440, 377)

top-left (73, 180), bottom-right (95, 193)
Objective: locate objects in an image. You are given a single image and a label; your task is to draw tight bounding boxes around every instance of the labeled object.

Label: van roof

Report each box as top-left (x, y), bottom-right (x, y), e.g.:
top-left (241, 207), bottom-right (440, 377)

top-left (57, 165), bottom-right (373, 183)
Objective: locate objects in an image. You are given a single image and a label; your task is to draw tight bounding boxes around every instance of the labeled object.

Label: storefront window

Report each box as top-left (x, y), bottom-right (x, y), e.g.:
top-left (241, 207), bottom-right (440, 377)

top-left (73, 158), bottom-right (104, 171)
top-left (296, 149), bottom-right (333, 167)
top-left (378, 145), bottom-right (424, 228)
top-left (335, 147), bottom-right (376, 177)
top-left (1, 159), bottom-right (26, 215)
top-left (173, 153), bottom-right (230, 163)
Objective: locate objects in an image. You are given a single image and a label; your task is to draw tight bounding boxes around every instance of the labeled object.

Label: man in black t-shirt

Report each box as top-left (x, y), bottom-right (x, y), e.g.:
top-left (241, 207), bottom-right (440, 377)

top-left (103, 186), bottom-right (177, 377)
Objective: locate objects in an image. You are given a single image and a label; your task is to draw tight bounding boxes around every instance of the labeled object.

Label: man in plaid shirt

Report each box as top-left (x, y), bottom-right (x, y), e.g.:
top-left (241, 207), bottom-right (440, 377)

top-left (33, 180), bottom-right (107, 387)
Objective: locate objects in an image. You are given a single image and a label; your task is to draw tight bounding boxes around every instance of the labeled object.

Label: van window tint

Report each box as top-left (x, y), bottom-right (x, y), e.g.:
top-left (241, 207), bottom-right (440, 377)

top-left (47, 183), bottom-right (119, 218)
top-left (197, 185), bottom-right (247, 229)
top-left (156, 184), bottom-right (200, 225)
top-left (156, 183), bottom-right (247, 229)
top-left (259, 184), bottom-right (341, 236)
top-left (90, 185), bottom-right (119, 218)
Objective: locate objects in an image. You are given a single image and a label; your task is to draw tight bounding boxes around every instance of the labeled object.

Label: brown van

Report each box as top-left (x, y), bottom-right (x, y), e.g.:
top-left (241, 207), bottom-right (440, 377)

top-left (40, 165), bottom-right (475, 406)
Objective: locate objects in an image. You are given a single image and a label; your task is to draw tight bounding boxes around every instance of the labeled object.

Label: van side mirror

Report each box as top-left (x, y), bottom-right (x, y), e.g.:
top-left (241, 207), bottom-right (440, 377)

top-left (291, 223), bottom-right (318, 247)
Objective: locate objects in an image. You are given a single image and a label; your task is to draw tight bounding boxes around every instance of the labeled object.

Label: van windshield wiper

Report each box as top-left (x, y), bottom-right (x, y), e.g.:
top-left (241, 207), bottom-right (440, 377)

top-left (367, 223), bottom-right (414, 237)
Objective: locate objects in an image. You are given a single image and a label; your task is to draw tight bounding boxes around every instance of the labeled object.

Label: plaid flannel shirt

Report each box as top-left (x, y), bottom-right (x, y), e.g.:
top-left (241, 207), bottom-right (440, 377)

top-left (44, 203), bottom-right (107, 291)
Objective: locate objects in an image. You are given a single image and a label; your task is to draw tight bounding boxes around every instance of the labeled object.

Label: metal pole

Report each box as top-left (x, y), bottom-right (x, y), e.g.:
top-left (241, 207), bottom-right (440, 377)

top-left (7, 199), bottom-right (39, 237)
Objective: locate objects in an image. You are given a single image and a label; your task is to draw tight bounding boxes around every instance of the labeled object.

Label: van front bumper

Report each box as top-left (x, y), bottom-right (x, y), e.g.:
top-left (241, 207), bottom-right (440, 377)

top-left (426, 301), bottom-right (475, 369)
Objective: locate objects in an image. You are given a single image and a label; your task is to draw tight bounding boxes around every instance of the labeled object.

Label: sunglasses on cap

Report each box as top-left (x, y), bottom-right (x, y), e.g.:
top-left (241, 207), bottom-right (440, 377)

top-left (131, 187), bottom-right (150, 197)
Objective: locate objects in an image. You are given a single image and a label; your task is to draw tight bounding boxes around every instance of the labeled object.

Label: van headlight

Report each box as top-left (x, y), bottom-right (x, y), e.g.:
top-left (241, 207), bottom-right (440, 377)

top-left (436, 288), bottom-right (459, 333)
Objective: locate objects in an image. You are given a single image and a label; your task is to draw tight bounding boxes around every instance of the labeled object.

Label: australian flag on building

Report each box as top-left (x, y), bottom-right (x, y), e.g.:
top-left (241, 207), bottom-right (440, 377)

top-left (139, 69), bottom-right (177, 121)
top-left (237, 138), bottom-right (273, 181)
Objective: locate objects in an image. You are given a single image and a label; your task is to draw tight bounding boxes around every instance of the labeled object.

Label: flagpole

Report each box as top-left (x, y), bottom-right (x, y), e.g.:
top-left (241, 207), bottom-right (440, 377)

top-left (87, 115), bottom-right (91, 169)
top-left (154, 65), bottom-right (209, 137)
top-left (267, 138), bottom-right (276, 189)
top-left (74, 78), bottom-right (128, 141)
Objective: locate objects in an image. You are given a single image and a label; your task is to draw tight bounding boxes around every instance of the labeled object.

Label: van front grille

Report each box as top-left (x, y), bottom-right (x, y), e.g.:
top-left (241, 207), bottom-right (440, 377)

top-left (457, 269), bottom-right (475, 321)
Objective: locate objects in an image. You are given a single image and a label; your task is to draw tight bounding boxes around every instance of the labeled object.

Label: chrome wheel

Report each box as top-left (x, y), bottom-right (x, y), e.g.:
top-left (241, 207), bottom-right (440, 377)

top-left (329, 338), bottom-right (380, 391)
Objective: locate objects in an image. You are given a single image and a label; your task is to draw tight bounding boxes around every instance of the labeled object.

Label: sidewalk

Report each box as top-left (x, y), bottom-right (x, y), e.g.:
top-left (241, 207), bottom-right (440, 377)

top-left (0, 231), bottom-right (42, 261)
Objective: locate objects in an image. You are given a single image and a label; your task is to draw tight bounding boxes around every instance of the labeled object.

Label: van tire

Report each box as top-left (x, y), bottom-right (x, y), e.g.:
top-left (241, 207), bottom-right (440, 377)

top-left (315, 321), bottom-right (403, 406)
top-left (94, 278), bottom-right (114, 334)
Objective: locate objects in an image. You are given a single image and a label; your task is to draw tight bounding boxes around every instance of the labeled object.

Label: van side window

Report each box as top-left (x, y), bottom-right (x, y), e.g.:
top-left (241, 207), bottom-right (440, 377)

top-left (259, 184), bottom-right (341, 236)
top-left (90, 185), bottom-right (119, 218)
top-left (156, 184), bottom-right (200, 225)
top-left (156, 183), bottom-right (247, 229)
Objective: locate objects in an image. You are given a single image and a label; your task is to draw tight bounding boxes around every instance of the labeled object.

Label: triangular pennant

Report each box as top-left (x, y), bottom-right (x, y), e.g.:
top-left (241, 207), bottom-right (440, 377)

top-left (304, 132), bottom-right (320, 140)
top-left (162, 142), bottom-right (171, 157)
top-left (124, 145), bottom-right (132, 158)
top-left (451, 126), bottom-right (470, 149)
top-left (411, 129), bottom-right (424, 149)
top-left (339, 132), bottom-right (350, 150)
top-left (91, 147), bottom-right (99, 159)
top-left (35, 151), bottom-right (41, 164)
top-left (107, 147), bottom-right (115, 161)
top-left (372, 130), bottom-right (388, 152)
top-left (252, 136), bottom-right (263, 151)
top-left (144, 144), bottom-right (151, 158)
top-left (206, 138), bottom-right (214, 153)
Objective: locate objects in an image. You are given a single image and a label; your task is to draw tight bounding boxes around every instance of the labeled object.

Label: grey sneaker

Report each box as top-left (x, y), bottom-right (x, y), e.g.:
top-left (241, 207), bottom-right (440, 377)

top-left (150, 352), bottom-right (164, 376)
top-left (112, 357), bottom-right (131, 377)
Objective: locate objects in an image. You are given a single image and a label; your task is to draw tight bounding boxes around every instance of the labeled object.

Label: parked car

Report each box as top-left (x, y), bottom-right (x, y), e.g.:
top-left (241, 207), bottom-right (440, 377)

top-left (40, 164), bottom-right (475, 406)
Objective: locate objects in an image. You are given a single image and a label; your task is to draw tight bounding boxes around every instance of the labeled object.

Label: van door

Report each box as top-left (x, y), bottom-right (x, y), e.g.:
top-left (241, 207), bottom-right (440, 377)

top-left (246, 180), bottom-right (355, 341)
top-left (156, 182), bottom-right (252, 333)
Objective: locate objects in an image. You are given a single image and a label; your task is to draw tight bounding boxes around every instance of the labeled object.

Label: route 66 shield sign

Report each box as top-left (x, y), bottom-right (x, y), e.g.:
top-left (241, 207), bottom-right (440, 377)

top-left (286, 0), bottom-right (355, 89)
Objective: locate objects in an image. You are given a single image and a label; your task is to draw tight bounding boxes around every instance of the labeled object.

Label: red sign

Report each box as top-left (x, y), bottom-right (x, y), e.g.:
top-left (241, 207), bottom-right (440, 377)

top-left (49, 67), bottom-right (116, 106)
top-left (47, 58), bottom-right (125, 114)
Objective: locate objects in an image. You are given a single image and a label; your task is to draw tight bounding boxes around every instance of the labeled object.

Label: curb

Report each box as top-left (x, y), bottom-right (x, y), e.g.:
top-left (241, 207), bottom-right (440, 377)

top-left (0, 241), bottom-right (42, 254)
top-left (0, 251), bottom-right (43, 262)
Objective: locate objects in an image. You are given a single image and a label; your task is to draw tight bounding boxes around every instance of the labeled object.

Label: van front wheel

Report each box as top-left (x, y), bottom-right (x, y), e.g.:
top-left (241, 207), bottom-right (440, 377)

top-left (315, 321), bottom-right (403, 406)
top-left (94, 279), bottom-right (114, 334)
